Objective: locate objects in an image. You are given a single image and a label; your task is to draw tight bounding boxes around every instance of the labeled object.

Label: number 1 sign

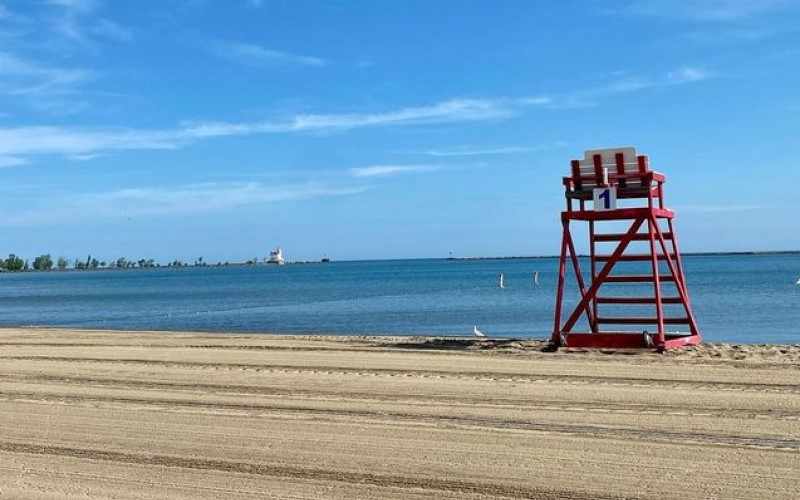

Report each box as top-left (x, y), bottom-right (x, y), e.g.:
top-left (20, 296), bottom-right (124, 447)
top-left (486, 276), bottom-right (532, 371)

top-left (593, 187), bottom-right (617, 211)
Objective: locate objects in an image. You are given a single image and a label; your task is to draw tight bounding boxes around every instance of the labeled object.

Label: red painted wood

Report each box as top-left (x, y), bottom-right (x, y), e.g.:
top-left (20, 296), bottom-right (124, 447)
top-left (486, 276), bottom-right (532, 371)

top-left (560, 333), bottom-right (700, 350)
top-left (595, 253), bottom-right (678, 262)
top-left (637, 155), bottom-right (649, 187)
top-left (653, 218), bottom-right (700, 336)
top-left (589, 220), bottom-right (599, 325)
top-left (571, 160), bottom-right (582, 190)
top-left (593, 154), bottom-right (604, 186)
top-left (563, 171), bottom-right (664, 186)
top-left (552, 221), bottom-right (569, 346)
top-left (559, 333), bottom-right (651, 349)
top-left (596, 317), bottom-right (691, 325)
top-left (563, 207), bottom-right (674, 221)
top-left (561, 217), bottom-right (646, 333)
top-left (596, 296), bottom-right (683, 304)
top-left (647, 214), bottom-right (666, 346)
top-left (605, 274), bottom-right (676, 283)
top-left (594, 232), bottom-right (673, 242)
top-left (663, 335), bottom-right (702, 349)
top-left (615, 152), bottom-right (627, 188)
top-left (552, 151), bottom-right (701, 350)
top-left (565, 225), bottom-right (596, 331)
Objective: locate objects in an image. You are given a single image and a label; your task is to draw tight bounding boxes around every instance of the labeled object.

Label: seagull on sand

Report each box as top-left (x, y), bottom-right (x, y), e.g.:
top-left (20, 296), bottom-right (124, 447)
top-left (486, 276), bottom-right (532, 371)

top-left (472, 325), bottom-right (485, 337)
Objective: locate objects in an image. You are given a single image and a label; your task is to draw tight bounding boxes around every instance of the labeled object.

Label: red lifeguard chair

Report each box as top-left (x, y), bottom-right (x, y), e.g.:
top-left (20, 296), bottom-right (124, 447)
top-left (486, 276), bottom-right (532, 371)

top-left (551, 147), bottom-right (701, 351)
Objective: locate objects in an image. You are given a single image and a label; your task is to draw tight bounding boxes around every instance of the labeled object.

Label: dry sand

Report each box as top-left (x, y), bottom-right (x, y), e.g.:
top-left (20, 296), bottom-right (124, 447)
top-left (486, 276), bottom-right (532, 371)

top-left (0, 328), bottom-right (797, 499)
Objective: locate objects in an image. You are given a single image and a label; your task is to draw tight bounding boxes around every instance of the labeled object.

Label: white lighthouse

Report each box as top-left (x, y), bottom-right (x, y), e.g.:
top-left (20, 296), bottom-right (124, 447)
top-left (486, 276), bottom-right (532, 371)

top-left (267, 247), bottom-right (285, 265)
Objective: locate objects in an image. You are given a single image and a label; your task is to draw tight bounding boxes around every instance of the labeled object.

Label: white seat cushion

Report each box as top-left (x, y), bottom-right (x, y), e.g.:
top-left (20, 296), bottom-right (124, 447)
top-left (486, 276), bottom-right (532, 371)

top-left (574, 147), bottom-right (643, 188)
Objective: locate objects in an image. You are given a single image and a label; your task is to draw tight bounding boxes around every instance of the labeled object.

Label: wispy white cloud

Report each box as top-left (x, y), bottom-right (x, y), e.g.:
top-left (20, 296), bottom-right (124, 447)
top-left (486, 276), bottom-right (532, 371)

top-left (91, 19), bottom-right (132, 42)
top-left (348, 165), bottom-right (441, 178)
top-left (0, 126), bottom-right (177, 156)
top-left (419, 141), bottom-right (570, 157)
top-left (0, 51), bottom-right (93, 91)
top-left (0, 2), bottom-right (124, 114)
top-left (83, 182), bottom-right (366, 215)
top-left (0, 156), bottom-right (28, 167)
top-left (557, 66), bottom-right (712, 107)
top-left (600, 66), bottom-right (711, 93)
top-left (0, 50), bottom-right (93, 113)
top-left (517, 97), bottom-right (554, 106)
top-left (68, 153), bottom-right (101, 161)
top-left (44, 0), bottom-right (131, 46)
top-left (419, 142), bottom-right (569, 157)
top-left (667, 66), bottom-right (709, 83)
top-left (0, 67), bottom-right (703, 161)
top-left (48, 0), bottom-right (95, 13)
top-left (424, 146), bottom-right (530, 157)
top-left (277, 97), bottom-right (528, 130)
top-left (624, 0), bottom-right (798, 21)
top-left (0, 181), bottom-right (368, 226)
top-left (0, 5), bottom-right (89, 113)
top-left (0, 97), bottom-right (539, 158)
top-left (676, 204), bottom-right (767, 213)
top-left (48, 0), bottom-right (96, 43)
top-left (211, 40), bottom-right (326, 68)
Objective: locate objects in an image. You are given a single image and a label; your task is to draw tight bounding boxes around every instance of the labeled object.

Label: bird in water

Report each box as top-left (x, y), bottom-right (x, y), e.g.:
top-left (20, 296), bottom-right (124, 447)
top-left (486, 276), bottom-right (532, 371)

top-left (472, 325), bottom-right (485, 337)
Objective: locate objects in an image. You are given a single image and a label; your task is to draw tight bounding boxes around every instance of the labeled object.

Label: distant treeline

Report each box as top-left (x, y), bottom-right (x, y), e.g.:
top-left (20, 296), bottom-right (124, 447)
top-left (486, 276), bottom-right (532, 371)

top-left (0, 254), bottom-right (265, 272)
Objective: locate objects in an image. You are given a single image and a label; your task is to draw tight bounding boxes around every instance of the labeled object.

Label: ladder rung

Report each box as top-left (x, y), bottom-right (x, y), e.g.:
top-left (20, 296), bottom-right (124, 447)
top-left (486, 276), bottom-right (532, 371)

top-left (596, 297), bottom-right (684, 304)
top-left (594, 232), bottom-right (673, 242)
top-left (605, 275), bottom-right (677, 283)
top-left (596, 254), bottom-right (678, 262)
top-left (597, 317), bottom-right (691, 325)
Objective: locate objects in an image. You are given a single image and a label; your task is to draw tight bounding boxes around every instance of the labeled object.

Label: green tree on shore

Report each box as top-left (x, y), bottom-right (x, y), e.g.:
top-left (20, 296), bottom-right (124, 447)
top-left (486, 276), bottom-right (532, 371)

top-left (57, 256), bottom-right (69, 270)
top-left (5, 254), bottom-right (24, 271)
top-left (33, 254), bottom-right (54, 270)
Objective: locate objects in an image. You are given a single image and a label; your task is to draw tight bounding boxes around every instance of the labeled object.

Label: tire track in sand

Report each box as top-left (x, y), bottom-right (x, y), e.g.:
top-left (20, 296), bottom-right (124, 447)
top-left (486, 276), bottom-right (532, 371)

top-left (1, 355), bottom-right (796, 394)
top-left (1, 373), bottom-right (798, 421)
top-left (0, 440), bottom-right (640, 500)
top-left (2, 390), bottom-right (797, 452)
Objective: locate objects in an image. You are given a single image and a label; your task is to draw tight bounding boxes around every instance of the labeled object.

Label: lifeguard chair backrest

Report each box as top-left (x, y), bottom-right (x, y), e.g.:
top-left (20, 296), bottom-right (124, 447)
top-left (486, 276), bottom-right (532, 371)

top-left (570, 147), bottom-right (649, 191)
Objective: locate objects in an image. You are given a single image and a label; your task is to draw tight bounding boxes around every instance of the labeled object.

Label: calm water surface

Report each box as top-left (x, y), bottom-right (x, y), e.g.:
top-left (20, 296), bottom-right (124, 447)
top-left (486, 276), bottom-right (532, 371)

top-left (0, 254), bottom-right (797, 344)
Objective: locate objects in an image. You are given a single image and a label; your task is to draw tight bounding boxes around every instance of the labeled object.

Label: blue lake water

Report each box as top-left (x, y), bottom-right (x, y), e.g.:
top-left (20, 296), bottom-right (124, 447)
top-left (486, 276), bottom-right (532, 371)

top-left (0, 254), bottom-right (798, 344)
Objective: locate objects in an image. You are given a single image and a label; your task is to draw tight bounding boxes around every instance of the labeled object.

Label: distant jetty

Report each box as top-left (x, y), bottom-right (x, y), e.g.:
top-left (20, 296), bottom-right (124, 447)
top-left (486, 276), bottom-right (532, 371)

top-left (446, 255), bottom-right (557, 261)
top-left (446, 250), bottom-right (800, 261)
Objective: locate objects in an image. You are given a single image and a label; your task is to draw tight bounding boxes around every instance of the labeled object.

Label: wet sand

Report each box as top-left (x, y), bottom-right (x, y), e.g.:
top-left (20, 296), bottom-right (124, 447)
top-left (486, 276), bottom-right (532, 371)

top-left (0, 328), bottom-right (798, 499)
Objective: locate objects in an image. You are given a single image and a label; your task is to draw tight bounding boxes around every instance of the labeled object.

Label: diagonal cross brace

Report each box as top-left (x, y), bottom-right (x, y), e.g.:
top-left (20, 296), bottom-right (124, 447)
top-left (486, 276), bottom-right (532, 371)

top-left (560, 216), bottom-right (646, 333)
top-left (565, 225), bottom-right (596, 331)
top-left (653, 216), bottom-right (699, 336)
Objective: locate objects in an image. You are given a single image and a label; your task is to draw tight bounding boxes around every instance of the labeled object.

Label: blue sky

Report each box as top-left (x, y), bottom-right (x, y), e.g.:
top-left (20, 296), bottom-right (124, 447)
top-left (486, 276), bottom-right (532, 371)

top-left (1, 0), bottom-right (799, 262)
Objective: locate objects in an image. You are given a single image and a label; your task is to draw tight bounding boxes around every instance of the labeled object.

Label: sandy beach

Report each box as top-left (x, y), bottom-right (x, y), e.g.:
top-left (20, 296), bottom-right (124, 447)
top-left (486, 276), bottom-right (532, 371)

top-left (0, 328), bottom-right (797, 499)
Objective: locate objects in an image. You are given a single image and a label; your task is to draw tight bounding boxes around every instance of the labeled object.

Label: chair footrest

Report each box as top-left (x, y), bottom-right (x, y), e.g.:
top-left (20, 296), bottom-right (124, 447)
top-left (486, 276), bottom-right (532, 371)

top-left (597, 317), bottom-right (691, 325)
top-left (596, 297), bottom-right (684, 304)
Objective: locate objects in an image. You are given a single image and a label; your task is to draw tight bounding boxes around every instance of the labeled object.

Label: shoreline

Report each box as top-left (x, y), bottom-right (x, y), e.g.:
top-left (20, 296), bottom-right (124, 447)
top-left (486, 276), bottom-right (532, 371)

top-left (6, 326), bottom-right (800, 351)
top-left (447, 249), bottom-right (800, 261)
top-left (2, 249), bottom-right (798, 274)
